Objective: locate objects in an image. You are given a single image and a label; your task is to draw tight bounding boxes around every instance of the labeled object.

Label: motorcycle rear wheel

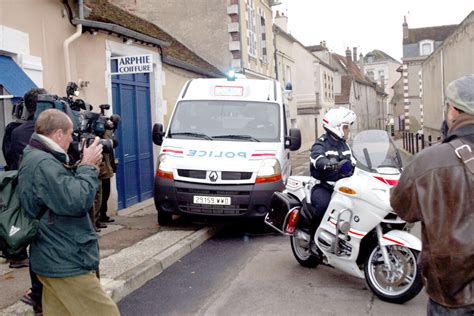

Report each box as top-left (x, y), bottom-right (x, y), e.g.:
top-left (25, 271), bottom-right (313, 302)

top-left (290, 233), bottom-right (320, 268)
top-left (364, 244), bottom-right (423, 304)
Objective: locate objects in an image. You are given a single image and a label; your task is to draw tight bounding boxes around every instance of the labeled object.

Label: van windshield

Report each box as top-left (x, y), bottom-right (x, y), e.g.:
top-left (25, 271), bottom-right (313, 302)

top-left (168, 100), bottom-right (281, 142)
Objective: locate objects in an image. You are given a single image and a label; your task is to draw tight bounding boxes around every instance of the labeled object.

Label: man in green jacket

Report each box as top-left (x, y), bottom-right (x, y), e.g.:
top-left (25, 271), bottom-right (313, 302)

top-left (18, 109), bottom-right (119, 315)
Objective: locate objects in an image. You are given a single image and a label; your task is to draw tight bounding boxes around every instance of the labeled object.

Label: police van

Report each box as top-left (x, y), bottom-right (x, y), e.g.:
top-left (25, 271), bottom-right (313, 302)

top-left (152, 75), bottom-right (301, 225)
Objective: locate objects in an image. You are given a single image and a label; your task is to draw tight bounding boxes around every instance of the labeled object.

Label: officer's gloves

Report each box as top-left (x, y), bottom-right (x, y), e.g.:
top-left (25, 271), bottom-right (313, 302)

top-left (324, 159), bottom-right (354, 176)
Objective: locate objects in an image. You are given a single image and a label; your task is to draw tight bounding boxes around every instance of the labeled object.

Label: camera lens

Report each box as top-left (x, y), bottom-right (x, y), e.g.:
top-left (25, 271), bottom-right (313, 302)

top-left (100, 139), bottom-right (114, 154)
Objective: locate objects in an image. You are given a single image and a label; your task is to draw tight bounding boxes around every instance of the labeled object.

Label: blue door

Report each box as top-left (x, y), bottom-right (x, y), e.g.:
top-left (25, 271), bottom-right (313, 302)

top-left (111, 61), bottom-right (154, 209)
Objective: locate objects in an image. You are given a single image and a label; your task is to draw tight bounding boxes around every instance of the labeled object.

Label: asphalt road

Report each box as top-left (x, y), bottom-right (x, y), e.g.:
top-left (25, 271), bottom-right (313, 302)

top-left (118, 222), bottom-right (427, 316)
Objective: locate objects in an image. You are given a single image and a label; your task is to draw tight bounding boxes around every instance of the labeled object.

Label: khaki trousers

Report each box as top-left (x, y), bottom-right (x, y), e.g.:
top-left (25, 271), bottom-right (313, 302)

top-left (38, 272), bottom-right (120, 316)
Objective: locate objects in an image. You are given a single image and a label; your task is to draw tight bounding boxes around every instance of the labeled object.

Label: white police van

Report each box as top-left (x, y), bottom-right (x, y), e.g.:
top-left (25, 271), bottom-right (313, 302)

top-left (152, 75), bottom-right (301, 225)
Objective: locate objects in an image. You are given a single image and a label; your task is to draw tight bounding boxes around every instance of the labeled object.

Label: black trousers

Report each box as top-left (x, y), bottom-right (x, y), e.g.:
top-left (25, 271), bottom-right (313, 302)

top-left (309, 184), bottom-right (333, 232)
top-left (99, 178), bottom-right (111, 219)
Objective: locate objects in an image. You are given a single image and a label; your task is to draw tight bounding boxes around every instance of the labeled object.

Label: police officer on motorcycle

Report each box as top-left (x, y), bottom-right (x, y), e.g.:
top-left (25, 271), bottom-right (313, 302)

top-left (309, 107), bottom-right (357, 231)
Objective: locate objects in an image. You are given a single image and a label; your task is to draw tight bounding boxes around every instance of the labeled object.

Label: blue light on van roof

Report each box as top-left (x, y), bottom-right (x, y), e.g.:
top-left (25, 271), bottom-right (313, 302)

top-left (227, 70), bottom-right (236, 81)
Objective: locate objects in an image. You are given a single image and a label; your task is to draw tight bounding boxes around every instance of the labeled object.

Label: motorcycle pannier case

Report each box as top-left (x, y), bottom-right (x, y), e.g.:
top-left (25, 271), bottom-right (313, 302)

top-left (264, 192), bottom-right (301, 235)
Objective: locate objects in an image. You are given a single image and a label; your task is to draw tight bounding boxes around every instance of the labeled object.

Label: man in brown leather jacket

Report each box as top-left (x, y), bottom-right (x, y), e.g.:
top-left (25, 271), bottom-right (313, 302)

top-left (391, 74), bottom-right (474, 315)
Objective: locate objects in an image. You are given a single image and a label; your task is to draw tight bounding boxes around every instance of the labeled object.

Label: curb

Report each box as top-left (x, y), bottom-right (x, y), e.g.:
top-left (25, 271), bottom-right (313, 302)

top-left (104, 227), bottom-right (217, 303)
top-left (118, 198), bottom-right (154, 217)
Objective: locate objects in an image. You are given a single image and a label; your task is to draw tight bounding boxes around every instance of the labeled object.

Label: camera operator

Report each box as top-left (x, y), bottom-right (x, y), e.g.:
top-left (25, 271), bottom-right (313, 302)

top-left (89, 112), bottom-right (120, 231)
top-left (18, 109), bottom-right (119, 315)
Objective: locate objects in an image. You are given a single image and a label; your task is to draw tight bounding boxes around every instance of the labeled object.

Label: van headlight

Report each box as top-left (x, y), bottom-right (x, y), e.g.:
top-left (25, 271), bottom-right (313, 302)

top-left (156, 154), bottom-right (174, 179)
top-left (256, 159), bottom-right (282, 184)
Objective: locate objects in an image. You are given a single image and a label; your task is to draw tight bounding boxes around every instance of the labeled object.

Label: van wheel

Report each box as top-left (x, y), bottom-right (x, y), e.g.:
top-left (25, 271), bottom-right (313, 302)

top-left (157, 211), bottom-right (172, 226)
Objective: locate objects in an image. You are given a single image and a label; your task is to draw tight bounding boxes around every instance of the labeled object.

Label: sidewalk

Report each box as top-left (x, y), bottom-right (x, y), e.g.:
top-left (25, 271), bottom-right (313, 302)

top-left (0, 199), bottom-right (217, 315)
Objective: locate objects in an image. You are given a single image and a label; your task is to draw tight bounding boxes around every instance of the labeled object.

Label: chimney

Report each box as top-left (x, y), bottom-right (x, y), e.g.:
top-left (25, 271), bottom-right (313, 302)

top-left (345, 47), bottom-right (352, 63)
top-left (275, 11), bottom-right (288, 32)
top-left (353, 47), bottom-right (357, 63)
top-left (403, 16), bottom-right (409, 40)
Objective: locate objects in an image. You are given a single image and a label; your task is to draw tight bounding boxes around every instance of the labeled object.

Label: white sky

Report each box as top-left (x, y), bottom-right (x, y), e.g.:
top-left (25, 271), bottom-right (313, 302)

top-left (272, 1), bottom-right (473, 62)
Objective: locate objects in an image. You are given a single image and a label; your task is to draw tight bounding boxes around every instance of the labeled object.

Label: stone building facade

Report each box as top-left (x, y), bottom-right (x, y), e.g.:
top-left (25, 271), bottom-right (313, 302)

top-left (110, 0), bottom-right (278, 79)
top-left (401, 16), bottom-right (457, 132)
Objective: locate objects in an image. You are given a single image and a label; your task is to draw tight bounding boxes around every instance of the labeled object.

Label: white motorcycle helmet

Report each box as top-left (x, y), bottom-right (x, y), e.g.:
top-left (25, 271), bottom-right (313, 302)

top-left (322, 107), bottom-right (357, 139)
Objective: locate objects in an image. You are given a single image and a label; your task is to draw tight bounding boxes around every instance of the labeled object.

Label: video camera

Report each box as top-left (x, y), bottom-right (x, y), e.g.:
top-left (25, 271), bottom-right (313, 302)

top-left (35, 82), bottom-right (121, 162)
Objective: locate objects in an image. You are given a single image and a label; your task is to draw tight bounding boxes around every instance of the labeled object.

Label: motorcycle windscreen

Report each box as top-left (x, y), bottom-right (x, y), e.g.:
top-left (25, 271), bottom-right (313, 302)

top-left (265, 192), bottom-right (301, 234)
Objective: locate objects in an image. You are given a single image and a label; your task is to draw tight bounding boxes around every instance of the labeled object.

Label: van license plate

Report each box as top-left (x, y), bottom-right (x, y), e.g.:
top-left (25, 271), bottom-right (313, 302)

top-left (193, 196), bottom-right (231, 205)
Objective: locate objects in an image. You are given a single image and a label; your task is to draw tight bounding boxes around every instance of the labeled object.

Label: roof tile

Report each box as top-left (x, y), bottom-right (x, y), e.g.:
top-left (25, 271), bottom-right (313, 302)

top-left (404, 24), bottom-right (457, 45)
top-left (85, 0), bottom-right (222, 77)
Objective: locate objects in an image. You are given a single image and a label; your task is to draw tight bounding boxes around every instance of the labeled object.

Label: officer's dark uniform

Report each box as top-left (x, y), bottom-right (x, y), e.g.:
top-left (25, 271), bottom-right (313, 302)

top-left (309, 131), bottom-right (352, 229)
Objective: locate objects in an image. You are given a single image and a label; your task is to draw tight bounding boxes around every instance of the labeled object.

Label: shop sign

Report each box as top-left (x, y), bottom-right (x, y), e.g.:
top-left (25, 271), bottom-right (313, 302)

top-left (111, 54), bottom-right (153, 75)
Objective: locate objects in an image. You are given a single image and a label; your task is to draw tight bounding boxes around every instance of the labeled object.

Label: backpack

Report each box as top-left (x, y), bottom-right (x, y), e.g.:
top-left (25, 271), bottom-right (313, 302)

top-left (0, 171), bottom-right (46, 254)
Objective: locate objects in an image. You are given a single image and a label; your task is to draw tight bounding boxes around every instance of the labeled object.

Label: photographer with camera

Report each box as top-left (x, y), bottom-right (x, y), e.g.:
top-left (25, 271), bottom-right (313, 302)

top-left (33, 83), bottom-right (121, 234)
top-left (98, 131), bottom-right (117, 225)
top-left (18, 109), bottom-right (119, 315)
top-left (85, 106), bottom-right (120, 231)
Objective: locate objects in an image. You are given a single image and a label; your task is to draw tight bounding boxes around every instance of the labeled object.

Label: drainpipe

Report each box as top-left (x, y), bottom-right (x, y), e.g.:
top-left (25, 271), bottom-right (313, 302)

top-left (63, 0), bottom-right (84, 82)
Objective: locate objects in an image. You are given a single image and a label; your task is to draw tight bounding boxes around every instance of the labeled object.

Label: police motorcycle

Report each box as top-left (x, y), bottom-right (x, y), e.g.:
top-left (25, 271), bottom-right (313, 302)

top-left (265, 129), bottom-right (423, 304)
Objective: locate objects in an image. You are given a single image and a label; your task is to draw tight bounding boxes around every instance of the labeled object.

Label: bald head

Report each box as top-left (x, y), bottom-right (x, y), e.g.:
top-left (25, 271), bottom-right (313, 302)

top-left (35, 109), bottom-right (73, 137)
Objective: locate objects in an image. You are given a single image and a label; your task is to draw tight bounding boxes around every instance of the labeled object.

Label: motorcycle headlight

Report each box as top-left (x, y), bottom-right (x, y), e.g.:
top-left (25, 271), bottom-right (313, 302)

top-left (256, 159), bottom-right (282, 184)
top-left (156, 154), bottom-right (174, 179)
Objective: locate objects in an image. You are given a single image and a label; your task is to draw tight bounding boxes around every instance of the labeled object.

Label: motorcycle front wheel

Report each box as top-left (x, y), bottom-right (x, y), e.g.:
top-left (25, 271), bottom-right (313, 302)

top-left (364, 244), bottom-right (423, 304)
top-left (290, 233), bottom-right (320, 268)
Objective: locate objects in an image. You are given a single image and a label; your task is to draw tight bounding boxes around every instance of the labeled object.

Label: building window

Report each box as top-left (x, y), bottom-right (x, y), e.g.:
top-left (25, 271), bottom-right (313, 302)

top-left (378, 69), bottom-right (385, 82)
top-left (420, 40), bottom-right (434, 56)
top-left (367, 55), bottom-right (374, 63)
top-left (367, 70), bottom-right (374, 80)
top-left (246, 0), bottom-right (256, 57)
top-left (329, 75), bottom-right (333, 99)
top-left (258, 9), bottom-right (267, 63)
top-left (285, 65), bottom-right (291, 84)
top-left (378, 70), bottom-right (384, 78)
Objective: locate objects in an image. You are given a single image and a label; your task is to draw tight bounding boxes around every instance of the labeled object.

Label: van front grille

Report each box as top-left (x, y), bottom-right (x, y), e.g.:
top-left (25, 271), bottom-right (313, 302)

top-left (176, 169), bottom-right (253, 181)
